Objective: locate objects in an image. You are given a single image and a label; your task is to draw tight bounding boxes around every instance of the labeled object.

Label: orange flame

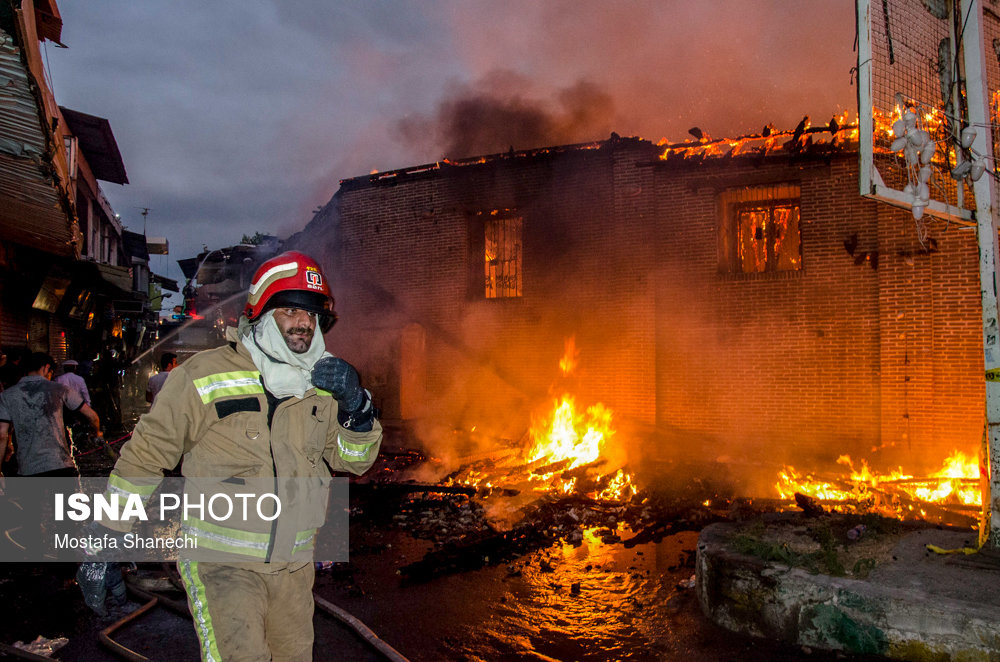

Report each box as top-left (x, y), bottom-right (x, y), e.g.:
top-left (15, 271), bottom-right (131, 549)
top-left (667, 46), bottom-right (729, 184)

top-left (596, 469), bottom-right (634, 501)
top-left (909, 450), bottom-right (980, 506)
top-left (775, 450), bottom-right (981, 520)
top-left (559, 336), bottom-right (579, 375)
top-left (529, 397), bottom-right (609, 468)
top-left (658, 110), bottom-right (860, 162)
top-left (447, 337), bottom-right (636, 501)
top-left (525, 395), bottom-right (636, 501)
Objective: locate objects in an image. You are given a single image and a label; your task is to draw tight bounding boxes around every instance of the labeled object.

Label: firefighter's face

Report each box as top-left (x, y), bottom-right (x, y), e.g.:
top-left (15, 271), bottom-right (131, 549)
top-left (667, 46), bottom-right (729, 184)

top-left (274, 307), bottom-right (316, 353)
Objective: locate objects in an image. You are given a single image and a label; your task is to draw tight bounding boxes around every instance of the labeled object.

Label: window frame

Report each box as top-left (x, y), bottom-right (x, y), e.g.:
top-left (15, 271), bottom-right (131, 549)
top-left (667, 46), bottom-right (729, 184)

top-left (718, 183), bottom-right (803, 276)
top-left (469, 209), bottom-right (524, 300)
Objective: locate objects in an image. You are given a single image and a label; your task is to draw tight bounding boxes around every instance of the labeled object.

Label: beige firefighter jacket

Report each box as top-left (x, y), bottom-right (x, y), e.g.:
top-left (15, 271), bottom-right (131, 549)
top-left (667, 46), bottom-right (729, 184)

top-left (107, 327), bottom-right (382, 571)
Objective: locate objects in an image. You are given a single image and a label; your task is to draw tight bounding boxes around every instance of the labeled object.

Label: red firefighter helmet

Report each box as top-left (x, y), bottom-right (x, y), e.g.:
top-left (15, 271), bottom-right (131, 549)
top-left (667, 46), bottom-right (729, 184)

top-left (244, 251), bottom-right (337, 331)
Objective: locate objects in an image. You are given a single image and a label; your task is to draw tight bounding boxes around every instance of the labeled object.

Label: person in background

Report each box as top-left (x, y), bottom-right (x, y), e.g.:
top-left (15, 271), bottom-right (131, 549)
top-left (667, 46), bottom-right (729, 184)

top-left (0, 352), bottom-right (101, 477)
top-left (0, 353), bottom-right (102, 553)
top-left (55, 359), bottom-right (91, 406)
top-left (145, 352), bottom-right (178, 405)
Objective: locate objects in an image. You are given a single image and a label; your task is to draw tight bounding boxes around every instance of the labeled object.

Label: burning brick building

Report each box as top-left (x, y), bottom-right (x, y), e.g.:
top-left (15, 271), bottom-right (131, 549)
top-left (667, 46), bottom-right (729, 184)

top-left (289, 126), bottom-right (982, 481)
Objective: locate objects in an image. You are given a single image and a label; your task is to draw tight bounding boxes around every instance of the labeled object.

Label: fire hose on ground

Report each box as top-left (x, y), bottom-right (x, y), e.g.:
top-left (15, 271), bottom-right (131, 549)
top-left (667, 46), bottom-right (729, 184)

top-left (98, 591), bottom-right (158, 662)
top-left (73, 431), bottom-right (131, 461)
top-left (95, 574), bottom-right (411, 662)
top-left (313, 594), bottom-right (409, 662)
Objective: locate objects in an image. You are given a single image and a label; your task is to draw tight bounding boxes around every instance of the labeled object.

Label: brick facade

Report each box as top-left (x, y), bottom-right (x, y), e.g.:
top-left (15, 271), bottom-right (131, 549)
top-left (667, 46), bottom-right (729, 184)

top-left (292, 137), bottom-right (984, 471)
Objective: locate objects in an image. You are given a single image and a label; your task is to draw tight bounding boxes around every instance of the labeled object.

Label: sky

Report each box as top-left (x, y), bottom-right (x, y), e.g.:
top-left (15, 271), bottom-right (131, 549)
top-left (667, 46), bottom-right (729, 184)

top-left (44, 1), bottom-right (858, 299)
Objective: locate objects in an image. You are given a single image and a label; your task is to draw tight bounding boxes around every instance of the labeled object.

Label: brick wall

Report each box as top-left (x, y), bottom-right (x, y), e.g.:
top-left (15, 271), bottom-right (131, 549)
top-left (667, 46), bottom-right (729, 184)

top-left (308, 141), bottom-right (984, 471)
top-left (653, 158), bottom-right (885, 465)
top-left (875, 199), bottom-right (983, 472)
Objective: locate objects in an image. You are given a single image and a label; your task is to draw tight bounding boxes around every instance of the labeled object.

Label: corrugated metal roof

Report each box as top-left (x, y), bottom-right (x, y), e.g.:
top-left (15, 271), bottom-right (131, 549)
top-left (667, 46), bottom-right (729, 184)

top-left (0, 23), bottom-right (76, 256)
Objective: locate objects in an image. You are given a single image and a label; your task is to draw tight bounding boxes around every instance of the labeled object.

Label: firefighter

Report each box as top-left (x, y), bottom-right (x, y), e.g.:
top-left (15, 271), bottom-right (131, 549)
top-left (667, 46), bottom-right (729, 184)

top-left (80, 251), bottom-right (382, 660)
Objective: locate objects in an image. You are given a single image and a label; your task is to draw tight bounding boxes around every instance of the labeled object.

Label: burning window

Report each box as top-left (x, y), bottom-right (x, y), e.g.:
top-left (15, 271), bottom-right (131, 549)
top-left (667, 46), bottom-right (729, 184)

top-left (719, 184), bottom-right (802, 274)
top-left (483, 212), bottom-right (523, 298)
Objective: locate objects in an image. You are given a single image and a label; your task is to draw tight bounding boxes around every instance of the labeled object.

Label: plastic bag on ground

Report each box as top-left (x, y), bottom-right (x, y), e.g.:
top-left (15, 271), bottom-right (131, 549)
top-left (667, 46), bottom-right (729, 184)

top-left (76, 561), bottom-right (109, 615)
top-left (13, 635), bottom-right (69, 657)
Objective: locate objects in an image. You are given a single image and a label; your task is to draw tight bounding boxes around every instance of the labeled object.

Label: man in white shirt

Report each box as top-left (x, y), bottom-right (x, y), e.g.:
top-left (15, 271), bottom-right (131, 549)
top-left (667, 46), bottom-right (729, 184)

top-left (54, 359), bottom-right (90, 406)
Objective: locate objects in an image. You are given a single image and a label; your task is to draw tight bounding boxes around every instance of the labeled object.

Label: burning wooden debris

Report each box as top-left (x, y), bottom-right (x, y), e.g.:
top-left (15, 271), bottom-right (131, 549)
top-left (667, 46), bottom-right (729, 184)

top-left (777, 451), bottom-right (982, 528)
top-left (352, 443), bottom-right (741, 585)
top-left (347, 333), bottom-right (985, 589)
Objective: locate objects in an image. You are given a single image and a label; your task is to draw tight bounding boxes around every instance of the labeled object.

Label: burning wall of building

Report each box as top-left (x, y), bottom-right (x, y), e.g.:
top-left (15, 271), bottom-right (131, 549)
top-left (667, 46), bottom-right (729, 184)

top-left (288, 130), bottom-right (984, 501)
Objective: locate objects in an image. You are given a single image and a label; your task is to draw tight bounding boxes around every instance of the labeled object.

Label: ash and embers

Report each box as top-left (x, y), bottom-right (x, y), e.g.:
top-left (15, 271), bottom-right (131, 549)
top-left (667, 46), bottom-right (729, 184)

top-left (357, 447), bottom-right (721, 585)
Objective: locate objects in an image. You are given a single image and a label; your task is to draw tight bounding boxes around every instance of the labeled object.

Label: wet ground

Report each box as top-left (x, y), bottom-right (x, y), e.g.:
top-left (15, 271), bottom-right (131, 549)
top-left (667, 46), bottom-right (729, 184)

top-left (0, 377), bottom-right (898, 661)
top-left (317, 522), bottom-right (863, 662)
top-left (0, 492), bottom-right (896, 662)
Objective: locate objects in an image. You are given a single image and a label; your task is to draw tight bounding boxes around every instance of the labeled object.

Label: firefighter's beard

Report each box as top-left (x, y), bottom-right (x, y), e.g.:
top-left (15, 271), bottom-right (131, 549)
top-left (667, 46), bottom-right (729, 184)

top-left (239, 311), bottom-right (330, 398)
top-left (281, 324), bottom-right (313, 354)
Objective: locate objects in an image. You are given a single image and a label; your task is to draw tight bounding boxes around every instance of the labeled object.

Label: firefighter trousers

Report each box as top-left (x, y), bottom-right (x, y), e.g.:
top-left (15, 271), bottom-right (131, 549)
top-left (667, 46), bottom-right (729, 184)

top-left (178, 561), bottom-right (315, 662)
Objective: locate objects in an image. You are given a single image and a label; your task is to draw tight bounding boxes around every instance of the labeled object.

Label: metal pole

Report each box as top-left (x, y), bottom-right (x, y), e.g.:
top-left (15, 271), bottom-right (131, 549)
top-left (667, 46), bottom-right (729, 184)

top-left (857, 0), bottom-right (875, 199)
top-left (960, 0), bottom-right (1000, 546)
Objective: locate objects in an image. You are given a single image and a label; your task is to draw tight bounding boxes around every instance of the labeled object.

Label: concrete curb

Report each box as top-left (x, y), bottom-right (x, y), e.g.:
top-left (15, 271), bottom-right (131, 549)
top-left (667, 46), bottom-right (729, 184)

top-left (696, 522), bottom-right (1000, 661)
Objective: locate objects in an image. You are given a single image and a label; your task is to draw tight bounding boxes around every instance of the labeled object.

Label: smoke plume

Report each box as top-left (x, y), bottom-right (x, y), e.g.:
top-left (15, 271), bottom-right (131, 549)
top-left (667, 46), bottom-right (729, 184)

top-left (396, 71), bottom-right (615, 160)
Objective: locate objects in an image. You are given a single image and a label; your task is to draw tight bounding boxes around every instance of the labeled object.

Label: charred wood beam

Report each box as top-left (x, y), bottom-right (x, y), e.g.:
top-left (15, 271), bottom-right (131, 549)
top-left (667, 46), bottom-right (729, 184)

top-left (378, 449), bottom-right (427, 462)
top-left (621, 514), bottom-right (723, 548)
top-left (620, 503), bottom-right (725, 548)
top-left (795, 492), bottom-right (827, 517)
top-left (530, 458), bottom-right (572, 476)
top-left (398, 523), bottom-right (551, 584)
top-left (398, 493), bottom-right (630, 583)
top-left (559, 459), bottom-right (609, 481)
top-left (789, 484), bottom-right (979, 528)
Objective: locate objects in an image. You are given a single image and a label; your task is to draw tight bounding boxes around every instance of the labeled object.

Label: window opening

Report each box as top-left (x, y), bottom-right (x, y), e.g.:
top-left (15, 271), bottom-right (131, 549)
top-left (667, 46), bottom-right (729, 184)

top-left (484, 213), bottom-right (523, 298)
top-left (721, 184), bottom-right (801, 274)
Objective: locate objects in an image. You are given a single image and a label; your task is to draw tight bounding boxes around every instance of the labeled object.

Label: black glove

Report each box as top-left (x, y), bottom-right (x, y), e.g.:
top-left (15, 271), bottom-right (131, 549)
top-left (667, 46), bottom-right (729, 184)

top-left (311, 357), bottom-right (376, 431)
top-left (312, 357), bottom-right (363, 410)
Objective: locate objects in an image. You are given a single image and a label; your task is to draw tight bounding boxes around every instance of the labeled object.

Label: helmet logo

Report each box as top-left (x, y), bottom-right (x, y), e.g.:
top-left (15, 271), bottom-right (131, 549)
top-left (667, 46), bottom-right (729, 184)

top-left (305, 268), bottom-right (324, 290)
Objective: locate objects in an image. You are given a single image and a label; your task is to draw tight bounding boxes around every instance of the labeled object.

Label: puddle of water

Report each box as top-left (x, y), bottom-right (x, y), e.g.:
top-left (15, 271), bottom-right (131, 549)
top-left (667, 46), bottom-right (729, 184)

top-left (320, 524), bottom-right (698, 661)
top-left (443, 527), bottom-right (696, 661)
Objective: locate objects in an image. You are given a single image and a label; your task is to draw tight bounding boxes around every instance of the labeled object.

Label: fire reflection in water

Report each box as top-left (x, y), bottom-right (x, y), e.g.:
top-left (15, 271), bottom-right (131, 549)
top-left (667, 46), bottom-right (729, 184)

top-left (445, 528), bottom-right (699, 661)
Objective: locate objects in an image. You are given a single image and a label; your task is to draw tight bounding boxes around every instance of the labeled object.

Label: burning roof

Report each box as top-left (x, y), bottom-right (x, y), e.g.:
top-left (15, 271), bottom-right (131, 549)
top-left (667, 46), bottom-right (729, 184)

top-left (657, 113), bottom-right (858, 165)
top-left (341, 114), bottom-right (859, 189)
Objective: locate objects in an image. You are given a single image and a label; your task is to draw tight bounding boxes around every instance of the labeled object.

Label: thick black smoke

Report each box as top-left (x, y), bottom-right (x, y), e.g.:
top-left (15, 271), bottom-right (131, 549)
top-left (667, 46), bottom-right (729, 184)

top-left (396, 71), bottom-right (615, 160)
